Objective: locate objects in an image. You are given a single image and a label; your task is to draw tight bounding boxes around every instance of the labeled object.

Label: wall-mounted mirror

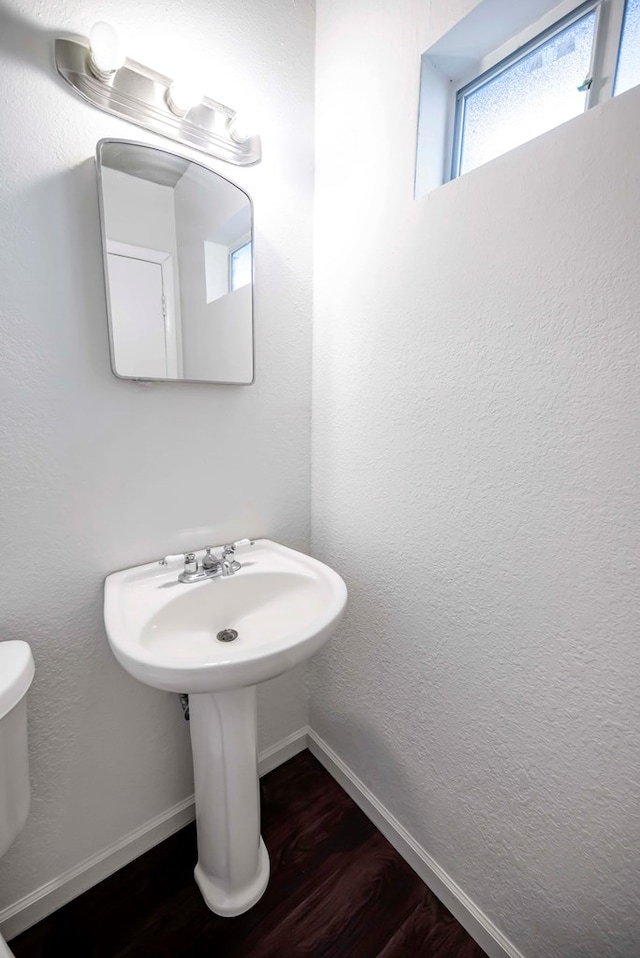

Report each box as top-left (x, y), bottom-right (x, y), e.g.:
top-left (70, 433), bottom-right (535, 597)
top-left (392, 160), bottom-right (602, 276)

top-left (96, 139), bottom-right (254, 384)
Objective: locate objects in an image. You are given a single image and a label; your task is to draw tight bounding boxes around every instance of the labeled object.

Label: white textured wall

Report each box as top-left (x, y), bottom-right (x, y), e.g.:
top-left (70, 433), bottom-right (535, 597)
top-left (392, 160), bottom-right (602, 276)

top-left (0, 0), bottom-right (313, 912)
top-left (312, 2), bottom-right (640, 957)
top-left (101, 168), bottom-right (179, 254)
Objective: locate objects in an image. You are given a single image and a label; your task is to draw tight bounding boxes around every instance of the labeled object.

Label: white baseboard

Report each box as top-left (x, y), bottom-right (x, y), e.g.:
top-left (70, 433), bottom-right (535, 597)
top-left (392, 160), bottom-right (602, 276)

top-left (0, 796), bottom-right (196, 943)
top-left (307, 729), bottom-right (525, 958)
top-left (0, 727), bottom-right (308, 943)
top-left (3, 725), bottom-right (522, 958)
top-left (258, 726), bottom-right (308, 776)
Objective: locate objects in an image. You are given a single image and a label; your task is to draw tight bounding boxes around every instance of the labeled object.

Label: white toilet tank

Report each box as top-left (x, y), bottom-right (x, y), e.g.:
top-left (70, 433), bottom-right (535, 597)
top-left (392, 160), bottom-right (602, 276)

top-left (0, 641), bottom-right (34, 859)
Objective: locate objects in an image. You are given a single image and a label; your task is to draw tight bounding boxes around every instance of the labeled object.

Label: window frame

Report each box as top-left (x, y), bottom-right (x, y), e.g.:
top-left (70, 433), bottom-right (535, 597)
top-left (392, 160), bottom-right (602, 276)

top-left (614, 0), bottom-right (640, 94)
top-left (448, 0), bottom-right (629, 181)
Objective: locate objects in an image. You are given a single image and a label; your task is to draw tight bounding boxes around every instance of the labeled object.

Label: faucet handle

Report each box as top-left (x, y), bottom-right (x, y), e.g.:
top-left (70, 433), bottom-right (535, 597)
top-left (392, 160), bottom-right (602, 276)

top-left (159, 553), bottom-right (185, 565)
top-left (183, 553), bottom-right (198, 574)
top-left (159, 552), bottom-right (198, 575)
top-left (219, 539), bottom-right (253, 575)
top-left (222, 538), bottom-right (254, 556)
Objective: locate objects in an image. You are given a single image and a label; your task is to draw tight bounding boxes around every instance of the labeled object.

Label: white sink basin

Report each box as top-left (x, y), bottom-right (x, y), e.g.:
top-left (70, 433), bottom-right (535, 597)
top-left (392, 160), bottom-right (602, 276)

top-left (104, 539), bottom-right (346, 694)
top-left (104, 538), bottom-right (346, 919)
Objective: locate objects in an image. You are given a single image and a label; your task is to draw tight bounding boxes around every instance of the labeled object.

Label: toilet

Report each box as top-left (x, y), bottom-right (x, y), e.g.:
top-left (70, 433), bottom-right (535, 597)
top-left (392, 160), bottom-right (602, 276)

top-left (0, 642), bottom-right (35, 958)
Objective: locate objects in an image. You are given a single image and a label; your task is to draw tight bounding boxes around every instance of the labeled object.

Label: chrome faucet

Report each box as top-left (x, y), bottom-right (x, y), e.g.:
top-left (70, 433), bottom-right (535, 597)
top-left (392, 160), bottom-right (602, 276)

top-left (159, 540), bottom-right (254, 583)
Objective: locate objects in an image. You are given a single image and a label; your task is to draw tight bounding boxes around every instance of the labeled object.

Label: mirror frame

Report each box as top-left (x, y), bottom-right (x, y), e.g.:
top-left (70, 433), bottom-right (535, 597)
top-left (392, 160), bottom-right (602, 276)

top-left (96, 138), bottom-right (255, 385)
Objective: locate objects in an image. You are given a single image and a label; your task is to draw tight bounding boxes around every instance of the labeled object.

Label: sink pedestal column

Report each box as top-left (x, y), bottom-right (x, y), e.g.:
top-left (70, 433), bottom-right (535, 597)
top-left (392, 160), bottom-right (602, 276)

top-left (188, 686), bottom-right (270, 916)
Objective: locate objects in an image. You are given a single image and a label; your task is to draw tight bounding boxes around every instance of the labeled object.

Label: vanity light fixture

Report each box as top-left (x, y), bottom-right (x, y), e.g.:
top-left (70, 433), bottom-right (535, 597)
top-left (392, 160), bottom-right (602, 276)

top-left (54, 25), bottom-right (261, 166)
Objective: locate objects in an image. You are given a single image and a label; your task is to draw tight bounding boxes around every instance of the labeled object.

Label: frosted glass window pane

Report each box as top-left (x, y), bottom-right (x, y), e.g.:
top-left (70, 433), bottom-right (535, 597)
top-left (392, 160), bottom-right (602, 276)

top-left (231, 241), bottom-right (252, 291)
top-left (615, 0), bottom-right (640, 95)
top-left (458, 13), bottom-right (596, 176)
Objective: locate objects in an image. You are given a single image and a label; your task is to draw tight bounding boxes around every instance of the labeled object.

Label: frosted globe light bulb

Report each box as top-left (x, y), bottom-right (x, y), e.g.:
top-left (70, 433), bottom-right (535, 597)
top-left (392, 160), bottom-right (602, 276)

top-left (166, 78), bottom-right (204, 117)
top-left (88, 22), bottom-right (125, 79)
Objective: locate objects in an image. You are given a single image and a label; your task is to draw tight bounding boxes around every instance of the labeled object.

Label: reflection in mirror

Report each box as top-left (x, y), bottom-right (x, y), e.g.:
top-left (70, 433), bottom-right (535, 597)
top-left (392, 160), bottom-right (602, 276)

top-left (96, 139), bottom-right (254, 384)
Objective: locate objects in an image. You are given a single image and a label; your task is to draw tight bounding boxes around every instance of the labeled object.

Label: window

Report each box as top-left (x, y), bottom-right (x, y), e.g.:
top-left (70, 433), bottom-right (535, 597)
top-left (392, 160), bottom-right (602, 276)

top-left (615, 0), bottom-right (640, 94)
top-left (454, 6), bottom-right (597, 177)
top-left (416, 0), bottom-right (640, 192)
top-left (230, 240), bottom-right (252, 292)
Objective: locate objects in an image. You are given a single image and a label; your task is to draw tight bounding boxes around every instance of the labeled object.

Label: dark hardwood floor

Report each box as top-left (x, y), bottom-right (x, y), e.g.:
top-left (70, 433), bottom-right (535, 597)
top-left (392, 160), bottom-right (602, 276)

top-left (10, 751), bottom-right (488, 958)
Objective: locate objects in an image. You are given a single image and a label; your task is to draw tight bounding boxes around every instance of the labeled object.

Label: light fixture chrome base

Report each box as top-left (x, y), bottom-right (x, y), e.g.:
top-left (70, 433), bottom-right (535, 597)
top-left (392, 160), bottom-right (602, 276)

top-left (55, 37), bottom-right (261, 166)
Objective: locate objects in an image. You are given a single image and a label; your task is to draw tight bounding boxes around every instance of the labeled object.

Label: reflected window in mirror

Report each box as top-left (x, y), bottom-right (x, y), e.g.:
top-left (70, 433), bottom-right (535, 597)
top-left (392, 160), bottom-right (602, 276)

top-left (230, 241), bottom-right (252, 292)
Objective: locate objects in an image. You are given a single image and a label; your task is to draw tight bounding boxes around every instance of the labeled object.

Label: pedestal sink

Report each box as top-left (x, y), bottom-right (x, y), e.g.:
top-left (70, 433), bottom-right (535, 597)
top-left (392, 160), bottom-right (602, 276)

top-left (104, 539), bottom-right (347, 916)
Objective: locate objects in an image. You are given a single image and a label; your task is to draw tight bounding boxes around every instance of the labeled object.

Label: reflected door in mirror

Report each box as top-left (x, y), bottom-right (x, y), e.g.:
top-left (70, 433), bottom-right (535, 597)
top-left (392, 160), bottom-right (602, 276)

top-left (107, 242), bottom-right (180, 379)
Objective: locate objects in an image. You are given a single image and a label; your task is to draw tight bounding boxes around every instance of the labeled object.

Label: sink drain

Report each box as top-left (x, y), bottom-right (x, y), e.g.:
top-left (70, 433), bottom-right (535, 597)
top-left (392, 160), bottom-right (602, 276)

top-left (217, 628), bottom-right (239, 643)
